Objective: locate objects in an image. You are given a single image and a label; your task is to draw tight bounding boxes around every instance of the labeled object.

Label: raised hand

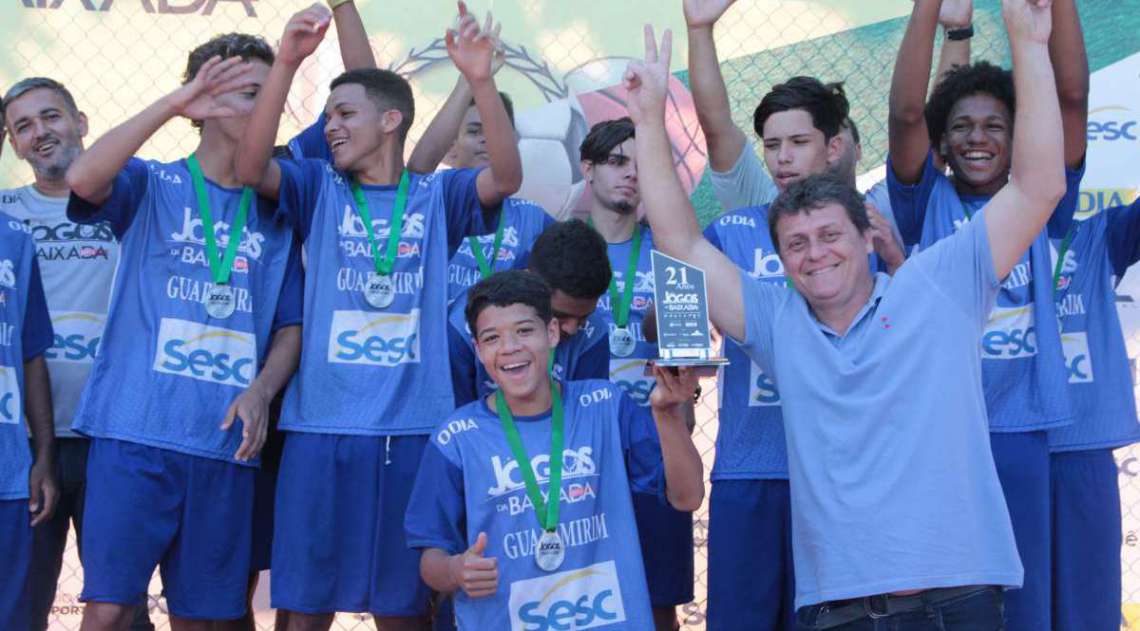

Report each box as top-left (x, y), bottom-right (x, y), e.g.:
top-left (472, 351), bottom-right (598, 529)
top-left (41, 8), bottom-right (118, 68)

top-left (938, 0), bottom-right (973, 28)
top-left (450, 532), bottom-right (499, 598)
top-left (866, 202), bottom-right (906, 273)
top-left (446, 1), bottom-right (501, 83)
top-left (622, 25), bottom-right (673, 126)
top-left (683, 0), bottom-right (737, 29)
top-left (169, 55), bottom-right (258, 121)
top-left (1002, 0), bottom-right (1053, 45)
top-left (278, 4), bottom-right (333, 66)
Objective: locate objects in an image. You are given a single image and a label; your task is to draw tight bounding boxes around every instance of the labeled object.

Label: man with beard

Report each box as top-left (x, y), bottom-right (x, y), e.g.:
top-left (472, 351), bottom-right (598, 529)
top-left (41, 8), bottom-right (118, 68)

top-left (1, 78), bottom-right (155, 631)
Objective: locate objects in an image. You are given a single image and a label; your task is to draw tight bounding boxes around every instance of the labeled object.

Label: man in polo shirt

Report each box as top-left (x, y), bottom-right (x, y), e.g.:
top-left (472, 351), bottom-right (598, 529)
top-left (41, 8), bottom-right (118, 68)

top-left (621, 0), bottom-right (1065, 624)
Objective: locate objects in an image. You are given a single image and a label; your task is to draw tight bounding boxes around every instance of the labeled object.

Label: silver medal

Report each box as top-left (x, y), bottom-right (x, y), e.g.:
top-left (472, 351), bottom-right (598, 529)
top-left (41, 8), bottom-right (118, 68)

top-left (205, 284), bottom-right (236, 319)
top-left (610, 327), bottom-right (636, 357)
top-left (535, 530), bottom-right (565, 572)
top-left (364, 272), bottom-right (395, 309)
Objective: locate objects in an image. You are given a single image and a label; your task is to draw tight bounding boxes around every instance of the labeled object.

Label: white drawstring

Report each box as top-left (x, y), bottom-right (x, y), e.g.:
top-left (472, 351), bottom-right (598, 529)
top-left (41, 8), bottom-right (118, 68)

top-left (385, 435), bottom-right (392, 465)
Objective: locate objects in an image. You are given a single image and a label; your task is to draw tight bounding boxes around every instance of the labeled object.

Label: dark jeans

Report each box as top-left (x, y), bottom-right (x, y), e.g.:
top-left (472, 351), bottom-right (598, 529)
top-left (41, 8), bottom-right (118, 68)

top-left (796, 586), bottom-right (1005, 631)
top-left (28, 438), bottom-right (155, 631)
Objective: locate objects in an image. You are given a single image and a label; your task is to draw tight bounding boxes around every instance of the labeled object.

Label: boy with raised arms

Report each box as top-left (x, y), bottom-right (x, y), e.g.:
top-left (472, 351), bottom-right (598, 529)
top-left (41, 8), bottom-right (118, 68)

top-left (406, 269), bottom-right (704, 631)
top-left (887, 0), bottom-right (1088, 627)
top-left (1047, 199), bottom-right (1140, 628)
top-left (0, 129), bottom-right (57, 628)
top-left (234, 4), bottom-right (521, 628)
top-left (450, 219), bottom-right (611, 406)
top-left (62, 33), bottom-right (304, 630)
top-left (406, 57), bottom-right (554, 304)
top-left (624, 0), bottom-right (1065, 623)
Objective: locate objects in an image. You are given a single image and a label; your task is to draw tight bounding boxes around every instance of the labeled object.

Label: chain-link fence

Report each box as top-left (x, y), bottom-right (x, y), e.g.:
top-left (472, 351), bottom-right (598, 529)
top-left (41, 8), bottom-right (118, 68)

top-left (5, 0), bottom-right (1140, 629)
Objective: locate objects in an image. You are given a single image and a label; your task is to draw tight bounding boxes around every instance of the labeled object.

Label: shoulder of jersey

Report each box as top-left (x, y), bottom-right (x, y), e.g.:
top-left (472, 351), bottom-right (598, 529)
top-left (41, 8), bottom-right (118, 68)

top-left (566, 378), bottom-right (621, 400)
top-left (714, 204), bottom-right (770, 230)
top-left (0, 209), bottom-right (32, 239)
top-left (0, 186), bottom-right (22, 208)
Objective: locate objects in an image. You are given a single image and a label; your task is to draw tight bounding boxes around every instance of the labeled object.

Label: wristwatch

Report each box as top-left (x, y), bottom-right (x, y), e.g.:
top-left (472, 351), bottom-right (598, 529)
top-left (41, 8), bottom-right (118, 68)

top-left (946, 24), bottom-right (974, 41)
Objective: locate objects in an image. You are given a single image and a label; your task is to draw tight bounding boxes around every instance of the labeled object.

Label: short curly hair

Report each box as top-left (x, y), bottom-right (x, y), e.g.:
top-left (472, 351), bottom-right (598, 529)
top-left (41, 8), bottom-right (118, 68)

top-left (528, 220), bottom-right (612, 301)
top-left (465, 270), bottom-right (553, 334)
top-left (924, 61), bottom-right (1015, 149)
top-left (753, 76), bottom-right (849, 141)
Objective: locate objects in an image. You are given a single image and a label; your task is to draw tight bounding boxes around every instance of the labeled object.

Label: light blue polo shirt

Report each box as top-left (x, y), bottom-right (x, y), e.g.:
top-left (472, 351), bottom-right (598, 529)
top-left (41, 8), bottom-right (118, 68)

top-left (735, 211), bottom-right (1022, 607)
top-left (1048, 201), bottom-right (1140, 451)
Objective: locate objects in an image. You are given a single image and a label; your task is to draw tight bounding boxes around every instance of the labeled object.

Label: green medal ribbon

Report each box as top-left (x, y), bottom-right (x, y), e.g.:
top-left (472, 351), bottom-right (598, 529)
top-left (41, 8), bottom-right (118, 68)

top-left (494, 379), bottom-right (564, 532)
top-left (468, 213), bottom-right (507, 279)
top-left (350, 170), bottom-right (410, 275)
top-left (588, 218), bottom-right (643, 328)
top-left (187, 154), bottom-right (251, 286)
top-left (1052, 225), bottom-right (1076, 293)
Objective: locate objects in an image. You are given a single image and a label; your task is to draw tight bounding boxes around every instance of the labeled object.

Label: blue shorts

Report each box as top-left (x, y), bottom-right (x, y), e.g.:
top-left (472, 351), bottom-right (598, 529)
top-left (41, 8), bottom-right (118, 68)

top-left (271, 432), bottom-right (431, 616)
top-left (249, 464), bottom-right (277, 572)
top-left (0, 500), bottom-right (31, 629)
top-left (990, 431), bottom-right (1051, 631)
top-left (708, 479), bottom-right (795, 631)
top-left (80, 438), bottom-right (254, 620)
top-left (1051, 449), bottom-right (1120, 631)
top-left (632, 490), bottom-right (695, 607)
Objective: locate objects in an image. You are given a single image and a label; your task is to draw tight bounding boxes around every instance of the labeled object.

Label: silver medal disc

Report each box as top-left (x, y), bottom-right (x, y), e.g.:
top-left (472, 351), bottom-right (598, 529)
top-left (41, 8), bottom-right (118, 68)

top-left (535, 530), bottom-right (565, 572)
top-left (205, 284), bottom-right (236, 319)
top-left (364, 272), bottom-right (395, 309)
top-left (610, 327), bottom-right (636, 357)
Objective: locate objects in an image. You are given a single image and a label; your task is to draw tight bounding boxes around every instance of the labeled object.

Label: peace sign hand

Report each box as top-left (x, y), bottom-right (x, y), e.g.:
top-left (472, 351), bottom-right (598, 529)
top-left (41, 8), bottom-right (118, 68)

top-left (623, 25), bottom-right (673, 126)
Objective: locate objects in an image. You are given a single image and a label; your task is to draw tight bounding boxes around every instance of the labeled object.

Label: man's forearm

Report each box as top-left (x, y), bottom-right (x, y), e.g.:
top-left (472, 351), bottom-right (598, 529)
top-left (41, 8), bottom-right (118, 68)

top-left (888, 0), bottom-right (940, 179)
top-left (332, 0), bottom-right (377, 71)
top-left (652, 401), bottom-right (704, 512)
top-left (66, 96), bottom-right (178, 204)
top-left (470, 76), bottom-right (522, 198)
top-left (23, 356), bottom-right (54, 462)
top-left (687, 25), bottom-right (746, 172)
top-left (249, 325), bottom-right (301, 400)
top-left (407, 77), bottom-right (474, 173)
top-left (235, 59), bottom-right (299, 193)
top-left (1049, 0), bottom-right (1089, 168)
top-left (421, 548), bottom-right (459, 593)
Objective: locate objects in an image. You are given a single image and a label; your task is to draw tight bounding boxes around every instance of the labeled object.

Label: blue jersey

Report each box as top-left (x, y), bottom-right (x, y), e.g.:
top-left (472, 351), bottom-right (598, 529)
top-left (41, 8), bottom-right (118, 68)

top-left (275, 159), bottom-right (492, 435)
top-left (1049, 202), bottom-right (1140, 451)
top-left (0, 213), bottom-right (53, 499)
top-left (887, 153), bottom-right (1084, 432)
top-left (703, 206), bottom-right (788, 480)
top-left (405, 379), bottom-right (660, 631)
top-left (447, 294), bottom-right (609, 405)
top-left (596, 225), bottom-right (657, 406)
top-left (447, 198), bottom-right (552, 304)
top-left (288, 113), bottom-right (331, 162)
top-left (66, 158), bottom-right (302, 464)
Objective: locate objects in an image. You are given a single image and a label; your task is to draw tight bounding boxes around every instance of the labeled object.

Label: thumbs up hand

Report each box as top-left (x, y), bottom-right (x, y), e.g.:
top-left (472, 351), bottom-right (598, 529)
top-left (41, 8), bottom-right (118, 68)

top-left (449, 532), bottom-right (499, 598)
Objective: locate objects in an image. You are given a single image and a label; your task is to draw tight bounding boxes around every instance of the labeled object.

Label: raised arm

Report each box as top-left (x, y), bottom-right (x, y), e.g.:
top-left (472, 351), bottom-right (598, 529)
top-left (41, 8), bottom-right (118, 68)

top-left (235, 5), bottom-right (331, 199)
top-left (1048, 0), bottom-right (1088, 170)
top-left (888, 0), bottom-right (941, 184)
top-left (683, 0), bottom-right (745, 173)
top-left (625, 25), bottom-right (745, 341)
top-left (66, 56), bottom-right (254, 204)
top-left (447, 3), bottom-right (522, 206)
top-left (331, 0), bottom-right (376, 71)
top-left (984, 0), bottom-right (1066, 279)
top-left (935, 0), bottom-right (973, 83)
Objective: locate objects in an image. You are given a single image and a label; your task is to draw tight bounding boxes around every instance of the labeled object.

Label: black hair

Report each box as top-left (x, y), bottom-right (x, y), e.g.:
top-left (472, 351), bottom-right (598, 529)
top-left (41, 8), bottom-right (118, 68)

top-left (768, 173), bottom-right (869, 252)
top-left (753, 77), bottom-right (849, 141)
top-left (844, 117), bottom-right (860, 146)
top-left (330, 68), bottom-right (416, 142)
top-left (465, 270), bottom-right (553, 334)
top-left (579, 117), bottom-right (636, 163)
top-left (467, 91), bottom-right (515, 128)
top-left (3, 77), bottom-right (80, 122)
top-left (528, 220), bottom-right (611, 300)
top-left (183, 33), bottom-right (275, 130)
top-left (924, 61), bottom-right (1015, 149)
